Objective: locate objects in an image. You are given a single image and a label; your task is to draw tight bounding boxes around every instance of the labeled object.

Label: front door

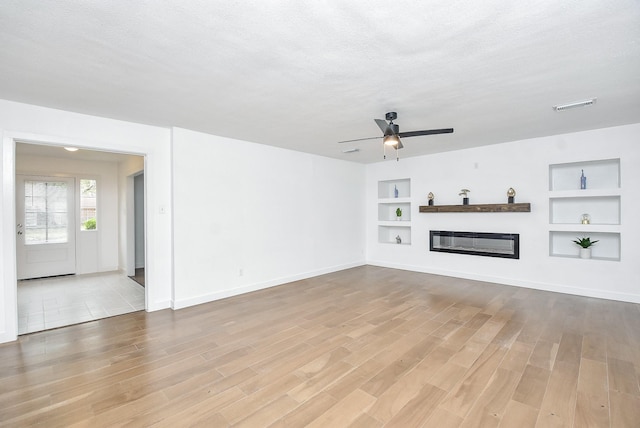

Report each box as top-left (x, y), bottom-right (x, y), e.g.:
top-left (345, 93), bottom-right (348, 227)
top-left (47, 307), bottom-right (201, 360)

top-left (16, 175), bottom-right (77, 280)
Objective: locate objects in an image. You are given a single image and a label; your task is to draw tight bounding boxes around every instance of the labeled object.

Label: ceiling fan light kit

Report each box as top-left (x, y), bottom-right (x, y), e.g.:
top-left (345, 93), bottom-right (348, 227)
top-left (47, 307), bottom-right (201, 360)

top-left (383, 135), bottom-right (401, 146)
top-left (338, 111), bottom-right (453, 161)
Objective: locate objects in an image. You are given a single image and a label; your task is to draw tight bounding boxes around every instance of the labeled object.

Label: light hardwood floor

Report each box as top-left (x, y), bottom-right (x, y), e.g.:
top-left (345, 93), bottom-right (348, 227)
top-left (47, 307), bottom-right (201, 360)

top-left (1, 266), bottom-right (639, 427)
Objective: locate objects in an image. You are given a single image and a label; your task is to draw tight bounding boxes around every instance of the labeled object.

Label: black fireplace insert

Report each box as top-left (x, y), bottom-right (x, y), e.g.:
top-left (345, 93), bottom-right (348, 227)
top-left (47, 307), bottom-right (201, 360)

top-left (430, 230), bottom-right (519, 259)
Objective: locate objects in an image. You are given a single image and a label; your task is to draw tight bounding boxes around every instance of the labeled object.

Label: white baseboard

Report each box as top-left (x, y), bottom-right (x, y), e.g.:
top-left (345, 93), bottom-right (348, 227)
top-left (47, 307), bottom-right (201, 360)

top-left (171, 261), bottom-right (365, 310)
top-left (367, 260), bottom-right (640, 304)
top-left (0, 330), bottom-right (17, 344)
top-left (147, 300), bottom-right (172, 312)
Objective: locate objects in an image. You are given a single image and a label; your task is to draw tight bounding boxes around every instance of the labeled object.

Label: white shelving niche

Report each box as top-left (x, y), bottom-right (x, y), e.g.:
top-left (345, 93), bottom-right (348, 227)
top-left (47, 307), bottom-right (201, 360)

top-left (548, 159), bottom-right (621, 261)
top-left (377, 178), bottom-right (411, 245)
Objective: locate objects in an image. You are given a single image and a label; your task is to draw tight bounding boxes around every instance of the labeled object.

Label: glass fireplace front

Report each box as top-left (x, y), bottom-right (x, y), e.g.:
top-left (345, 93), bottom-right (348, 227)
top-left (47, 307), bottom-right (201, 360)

top-left (430, 230), bottom-right (519, 259)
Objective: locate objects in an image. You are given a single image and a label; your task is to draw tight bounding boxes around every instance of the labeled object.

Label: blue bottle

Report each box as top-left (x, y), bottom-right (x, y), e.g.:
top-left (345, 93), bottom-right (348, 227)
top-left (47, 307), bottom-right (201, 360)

top-left (580, 170), bottom-right (586, 189)
top-left (394, 185), bottom-right (399, 198)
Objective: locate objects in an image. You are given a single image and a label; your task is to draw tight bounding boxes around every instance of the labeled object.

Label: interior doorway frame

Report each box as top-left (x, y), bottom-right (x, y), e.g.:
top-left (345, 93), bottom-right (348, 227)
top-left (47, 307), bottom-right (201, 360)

top-left (126, 171), bottom-right (145, 277)
top-left (2, 131), bottom-right (150, 341)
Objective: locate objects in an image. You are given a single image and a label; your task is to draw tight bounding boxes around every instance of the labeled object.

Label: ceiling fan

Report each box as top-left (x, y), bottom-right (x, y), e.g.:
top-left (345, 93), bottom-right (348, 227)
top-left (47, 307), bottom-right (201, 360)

top-left (338, 112), bottom-right (453, 161)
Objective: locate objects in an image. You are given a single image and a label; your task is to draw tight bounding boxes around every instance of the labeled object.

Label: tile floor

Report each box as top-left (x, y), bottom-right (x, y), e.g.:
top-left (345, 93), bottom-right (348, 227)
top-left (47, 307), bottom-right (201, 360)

top-left (17, 271), bottom-right (145, 335)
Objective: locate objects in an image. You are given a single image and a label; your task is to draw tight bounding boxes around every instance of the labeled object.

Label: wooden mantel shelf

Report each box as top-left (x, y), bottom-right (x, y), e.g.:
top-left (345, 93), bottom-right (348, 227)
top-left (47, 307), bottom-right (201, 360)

top-left (419, 202), bottom-right (531, 213)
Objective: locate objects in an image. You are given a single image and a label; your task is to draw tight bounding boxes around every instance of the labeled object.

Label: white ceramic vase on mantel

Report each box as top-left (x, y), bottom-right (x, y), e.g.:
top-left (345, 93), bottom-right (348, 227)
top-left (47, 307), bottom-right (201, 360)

top-left (579, 248), bottom-right (592, 259)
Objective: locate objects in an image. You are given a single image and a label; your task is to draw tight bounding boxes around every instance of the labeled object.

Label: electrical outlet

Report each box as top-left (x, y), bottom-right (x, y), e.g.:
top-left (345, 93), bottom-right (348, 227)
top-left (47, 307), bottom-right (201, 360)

top-left (239, 268), bottom-right (244, 277)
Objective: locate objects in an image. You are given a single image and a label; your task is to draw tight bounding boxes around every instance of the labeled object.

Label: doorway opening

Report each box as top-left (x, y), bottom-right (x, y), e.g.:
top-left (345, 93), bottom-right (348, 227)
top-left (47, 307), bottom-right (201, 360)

top-left (14, 142), bottom-right (146, 334)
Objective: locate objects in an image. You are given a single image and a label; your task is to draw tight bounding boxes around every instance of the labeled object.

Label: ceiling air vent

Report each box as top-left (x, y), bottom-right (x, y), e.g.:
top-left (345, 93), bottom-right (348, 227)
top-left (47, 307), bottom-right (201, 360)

top-left (553, 98), bottom-right (597, 111)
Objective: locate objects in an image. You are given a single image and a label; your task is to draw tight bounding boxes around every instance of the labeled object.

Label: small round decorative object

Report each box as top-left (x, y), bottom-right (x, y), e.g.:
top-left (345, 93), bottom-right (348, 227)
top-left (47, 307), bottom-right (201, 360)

top-left (507, 188), bottom-right (516, 197)
top-left (581, 213), bottom-right (590, 224)
top-left (428, 192), bottom-right (434, 200)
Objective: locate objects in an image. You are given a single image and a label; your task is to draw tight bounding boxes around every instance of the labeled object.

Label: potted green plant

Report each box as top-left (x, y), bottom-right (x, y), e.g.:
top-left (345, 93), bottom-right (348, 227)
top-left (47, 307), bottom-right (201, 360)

top-left (395, 207), bottom-right (402, 220)
top-left (572, 237), bottom-right (598, 259)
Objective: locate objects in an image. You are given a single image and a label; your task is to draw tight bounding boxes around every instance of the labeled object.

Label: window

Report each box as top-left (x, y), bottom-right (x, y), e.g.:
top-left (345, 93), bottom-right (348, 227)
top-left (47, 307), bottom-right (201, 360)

top-left (80, 179), bottom-right (97, 230)
top-left (24, 180), bottom-right (68, 244)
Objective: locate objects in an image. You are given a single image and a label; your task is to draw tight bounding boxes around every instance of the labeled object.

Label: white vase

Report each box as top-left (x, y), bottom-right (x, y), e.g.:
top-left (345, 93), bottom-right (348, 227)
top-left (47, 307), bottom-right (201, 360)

top-left (579, 248), bottom-right (591, 259)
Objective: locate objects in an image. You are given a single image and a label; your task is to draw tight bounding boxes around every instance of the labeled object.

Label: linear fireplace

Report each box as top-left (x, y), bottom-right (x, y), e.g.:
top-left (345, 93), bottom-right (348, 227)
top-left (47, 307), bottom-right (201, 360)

top-left (430, 231), bottom-right (520, 259)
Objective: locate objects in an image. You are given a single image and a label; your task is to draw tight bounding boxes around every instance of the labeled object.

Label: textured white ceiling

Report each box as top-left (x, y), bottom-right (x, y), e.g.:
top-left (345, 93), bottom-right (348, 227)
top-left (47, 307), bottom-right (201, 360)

top-left (1, 1), bottom-right (639, 163)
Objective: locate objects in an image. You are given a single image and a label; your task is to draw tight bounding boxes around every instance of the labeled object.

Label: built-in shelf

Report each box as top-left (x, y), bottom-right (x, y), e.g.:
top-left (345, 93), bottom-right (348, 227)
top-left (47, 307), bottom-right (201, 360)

top-left (549, 195), bottom-right (620, 225)
top-left (549, 231), bottom-right (620, 261)
top-left (378, 178), bottom-right (411, 245)
top-left (378, 225), bottom-right (412, 245)
top-left (549, 158), bottom-right (620, 191)
top-left (548, 158), bottom-right (621, 261)
top-left (419, 203), bottom-right (531, 213)
top-left (378, 202), bottom-right (411, 222)
top-left (378, 179), bottom-right (410, 199)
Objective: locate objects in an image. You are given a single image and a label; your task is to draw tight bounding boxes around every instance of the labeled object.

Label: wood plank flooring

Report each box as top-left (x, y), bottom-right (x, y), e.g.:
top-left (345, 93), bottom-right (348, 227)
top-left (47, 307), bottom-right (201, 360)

top-left (1, 266), bottom-right (639, 427)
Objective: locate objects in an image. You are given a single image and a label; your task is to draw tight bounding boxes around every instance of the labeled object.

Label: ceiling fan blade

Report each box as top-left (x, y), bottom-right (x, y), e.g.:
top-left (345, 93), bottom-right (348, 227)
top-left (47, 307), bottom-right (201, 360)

top-left (337, 136), bottom-right (382, 144)
top-left (374, 119), bottom-right (392, 135)
top-left (398, 128), bottom-right (454, 138)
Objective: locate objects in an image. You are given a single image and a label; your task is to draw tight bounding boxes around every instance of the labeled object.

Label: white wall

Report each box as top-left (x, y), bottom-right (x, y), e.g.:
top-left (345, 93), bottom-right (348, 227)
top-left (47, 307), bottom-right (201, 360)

top-left (171, 127), bottom-right (366, 308)
top-left (16, 153), bottom-right (120, 274)
top-left (1, 99), bottom-right (173, 343)
top-left (366, 123), bottom-right (640, 303)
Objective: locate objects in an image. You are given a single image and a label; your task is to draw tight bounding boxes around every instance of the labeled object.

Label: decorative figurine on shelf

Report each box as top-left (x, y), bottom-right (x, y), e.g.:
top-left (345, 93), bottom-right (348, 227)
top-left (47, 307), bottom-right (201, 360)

top-left (396, 235), bottom-right (402, 244)
top-left (395, 207), bottom-right (402, 220)
top-left (507, 187), bottom-right (516, 204)
top-left (581, 213), bottom-right (591, 224)
top-left (459, 189), bottom-right (470, 205)
top-left (580, 169), bottom-right (587, 189)
top-left (428, 192), bottom-right (434, 206)
top-left (394, 185), bottom-right (399, 198)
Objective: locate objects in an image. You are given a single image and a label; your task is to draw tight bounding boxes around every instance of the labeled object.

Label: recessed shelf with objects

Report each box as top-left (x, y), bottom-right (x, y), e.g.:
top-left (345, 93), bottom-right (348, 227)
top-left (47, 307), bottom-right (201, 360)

top-left (549, 231), bottom-right (620, 261)
top-left (378, 202), bottom-right (411, 222)
top-left (548, 158), bottom-right (621, 261)
top-left (378, 178), bottom-right (411, 199)
top-left (549, 194), bottom-right (620, 225)
top-left (378, 225), bottom-right (412, 245)
top-left (377, 178), bottom-right (411, 244)
top-left (549, 158), bottom-right (620, 191)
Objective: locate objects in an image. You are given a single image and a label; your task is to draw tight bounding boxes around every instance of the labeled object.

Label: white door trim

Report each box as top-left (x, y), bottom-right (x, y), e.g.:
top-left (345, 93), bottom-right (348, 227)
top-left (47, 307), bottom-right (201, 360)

top-left (1, 134), bottom-right (18, 343)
